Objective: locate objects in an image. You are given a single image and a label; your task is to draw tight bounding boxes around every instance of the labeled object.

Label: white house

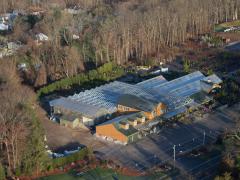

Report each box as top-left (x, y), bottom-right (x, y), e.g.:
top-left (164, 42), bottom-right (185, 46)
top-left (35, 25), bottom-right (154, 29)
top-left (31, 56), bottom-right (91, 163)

top-left (0, 23), bottom-right (9, 31)
top-left (36, 33), bottom-right (49, 42)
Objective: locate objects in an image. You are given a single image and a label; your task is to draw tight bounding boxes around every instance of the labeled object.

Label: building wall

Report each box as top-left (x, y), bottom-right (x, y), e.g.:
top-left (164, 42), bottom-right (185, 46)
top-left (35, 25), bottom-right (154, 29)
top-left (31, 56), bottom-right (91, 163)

top-left (144, 112), bottom-right (155, 120)
top-left (156, 103), bottom-right (167, 116)
top-left (96, 124), bottom-right (128, 143)
top-left (117, 102), bottom-right (167, 120)
top-left (128, 133), bottom-right (139, 143)
top-left (60, 118), bottom-right (80, 128)
top-left (82, 116), bottom-right (94, 126)
top-left (72, 119), bottom-right (80, 128)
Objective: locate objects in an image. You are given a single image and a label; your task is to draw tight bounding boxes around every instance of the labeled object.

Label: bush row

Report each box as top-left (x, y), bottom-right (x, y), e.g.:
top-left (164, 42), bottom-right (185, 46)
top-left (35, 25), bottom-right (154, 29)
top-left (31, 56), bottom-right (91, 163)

top-left (37, 62), bottom-right (125, 97)
top-left (51, 147), bottom-right (89, 168)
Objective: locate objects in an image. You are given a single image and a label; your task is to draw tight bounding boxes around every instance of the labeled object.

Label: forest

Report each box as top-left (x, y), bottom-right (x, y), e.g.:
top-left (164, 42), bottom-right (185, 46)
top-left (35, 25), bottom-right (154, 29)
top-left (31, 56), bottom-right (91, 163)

top-left (1, 0), bottom-right (240, 84)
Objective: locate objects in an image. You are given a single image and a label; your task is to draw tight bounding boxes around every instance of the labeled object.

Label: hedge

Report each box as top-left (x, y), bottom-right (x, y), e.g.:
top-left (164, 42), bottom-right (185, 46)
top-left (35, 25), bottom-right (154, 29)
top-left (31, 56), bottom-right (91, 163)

top-left (37, 62), bottom-right (125, 97)
top-left (52, 147), bottom-right (88, 168)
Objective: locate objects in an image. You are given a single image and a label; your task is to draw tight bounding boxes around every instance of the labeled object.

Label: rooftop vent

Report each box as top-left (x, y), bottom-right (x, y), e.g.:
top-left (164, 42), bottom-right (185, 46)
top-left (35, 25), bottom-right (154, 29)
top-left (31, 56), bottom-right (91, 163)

top-left (207, 79), bottom-right (212, 83)
top-left (120, 122), bottom-right (129, 130)
top-left (128, 118), bottom-right (138, 126)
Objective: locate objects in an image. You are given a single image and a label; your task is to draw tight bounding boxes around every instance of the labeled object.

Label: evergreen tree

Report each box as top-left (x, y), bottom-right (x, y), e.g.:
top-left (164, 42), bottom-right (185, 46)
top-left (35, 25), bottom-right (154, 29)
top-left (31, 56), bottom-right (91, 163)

top-left (183, 59), bottom-right (190, 73)
top-left (0, 163), bottom-right (5, 180)
top-left (21, 110), bottom-right (49, 175)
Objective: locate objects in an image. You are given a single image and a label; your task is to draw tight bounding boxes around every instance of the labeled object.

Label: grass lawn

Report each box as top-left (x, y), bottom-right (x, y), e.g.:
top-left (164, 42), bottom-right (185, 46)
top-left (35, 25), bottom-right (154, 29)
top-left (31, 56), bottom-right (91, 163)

top-left (39, 167), bottom-right (169, 180)
top-left (215, 20), bottom-right (240, 32)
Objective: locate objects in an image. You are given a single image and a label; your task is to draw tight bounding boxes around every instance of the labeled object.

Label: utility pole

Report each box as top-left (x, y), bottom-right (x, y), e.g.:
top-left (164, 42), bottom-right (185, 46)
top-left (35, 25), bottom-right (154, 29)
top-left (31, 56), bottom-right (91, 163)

top-left (203, 130), bottom-right (206, 145)
top-left (154, 154), bottom-right (157, 165)
top-left (173, 145), bottom-right (176, 168)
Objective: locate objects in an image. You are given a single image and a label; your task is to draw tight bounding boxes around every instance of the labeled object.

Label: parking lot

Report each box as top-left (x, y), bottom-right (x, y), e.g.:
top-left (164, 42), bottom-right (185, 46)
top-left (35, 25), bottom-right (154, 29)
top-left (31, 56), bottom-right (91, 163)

top-left (41, 102), bottom-right (240, 178)
top-left (95, 103), bottom-right (240, 178)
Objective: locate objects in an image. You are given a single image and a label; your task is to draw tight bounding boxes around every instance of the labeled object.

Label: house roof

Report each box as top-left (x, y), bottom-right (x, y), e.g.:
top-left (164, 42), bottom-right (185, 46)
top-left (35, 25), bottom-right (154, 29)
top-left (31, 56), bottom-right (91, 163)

top-left (36, 33), bottom-right (48, 41)
top-left (0, 23), bottom-right (8, 31)
top-left (118, 94), bottom-right (158, 112)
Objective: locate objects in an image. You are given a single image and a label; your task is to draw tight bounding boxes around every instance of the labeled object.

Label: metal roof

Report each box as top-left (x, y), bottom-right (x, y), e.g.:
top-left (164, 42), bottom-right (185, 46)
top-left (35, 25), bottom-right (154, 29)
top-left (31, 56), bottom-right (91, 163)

top-left (98, 112), bottom-right (144, 126)
top-left (68, 81), bottom-right (156, 114)
top-left (118, 94), bottom-right (158, 112)
top-left (50, 71), bottom-right (222, 120)
top-left (50, 97), bottom-right (109, 118)
top-left (163, 106), bottom-right (187, 119)
top-left (202, 74), bottom-right (223, 84)
top-left (152, 71), bottom-right (205, 94)
top-left (136, 75), bottom-right (168, 90)
top-left (147, 72), bottom-right (221, 117)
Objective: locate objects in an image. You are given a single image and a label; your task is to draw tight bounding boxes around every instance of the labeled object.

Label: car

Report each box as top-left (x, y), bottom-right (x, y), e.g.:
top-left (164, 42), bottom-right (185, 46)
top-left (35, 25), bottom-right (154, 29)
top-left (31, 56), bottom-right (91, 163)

top-left (93, 151), bottom-right (105, 159)
top-left (173, 123), bottom-right (178, 127)
top-left (190, 150), bottom-right (201, 157)
top-left (76, 172), bottom-right (84, 176)
top-left (89, 126), bottom-right (96, 134)
top-left (159, 164), bottom-right (172, 171)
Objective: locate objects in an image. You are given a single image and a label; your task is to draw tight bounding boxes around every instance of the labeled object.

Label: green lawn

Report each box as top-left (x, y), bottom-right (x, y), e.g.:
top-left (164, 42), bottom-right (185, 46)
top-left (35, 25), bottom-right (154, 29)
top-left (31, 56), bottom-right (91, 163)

top-left (39, 167), bottom-right (169, 180)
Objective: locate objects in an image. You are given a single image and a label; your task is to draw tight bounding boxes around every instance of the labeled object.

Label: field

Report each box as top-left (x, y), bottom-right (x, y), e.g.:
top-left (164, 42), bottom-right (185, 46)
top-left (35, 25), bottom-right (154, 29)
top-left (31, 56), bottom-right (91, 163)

top-left (215, 20), bottom-right (240, 32)
top-left (38, 167), bottom-right (166, 180)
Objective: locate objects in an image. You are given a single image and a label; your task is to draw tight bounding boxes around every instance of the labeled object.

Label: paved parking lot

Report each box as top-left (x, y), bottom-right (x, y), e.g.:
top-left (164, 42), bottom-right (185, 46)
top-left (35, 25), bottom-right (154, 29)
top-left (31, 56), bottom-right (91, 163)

top-left (41, 102), bottom-right (240, 178)
top-left (95, 103), bottom-right (240, 177)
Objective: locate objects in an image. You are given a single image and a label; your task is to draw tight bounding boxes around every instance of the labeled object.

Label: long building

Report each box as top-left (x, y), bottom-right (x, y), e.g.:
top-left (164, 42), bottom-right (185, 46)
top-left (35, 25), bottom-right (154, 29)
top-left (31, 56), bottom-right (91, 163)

top-left (50, 71), bottom-right (222, 141)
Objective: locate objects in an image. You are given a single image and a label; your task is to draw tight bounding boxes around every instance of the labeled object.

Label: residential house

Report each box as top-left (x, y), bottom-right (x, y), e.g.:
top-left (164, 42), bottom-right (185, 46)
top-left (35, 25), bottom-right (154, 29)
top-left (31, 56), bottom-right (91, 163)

top-left (35, 33), bottom-right (49, 45)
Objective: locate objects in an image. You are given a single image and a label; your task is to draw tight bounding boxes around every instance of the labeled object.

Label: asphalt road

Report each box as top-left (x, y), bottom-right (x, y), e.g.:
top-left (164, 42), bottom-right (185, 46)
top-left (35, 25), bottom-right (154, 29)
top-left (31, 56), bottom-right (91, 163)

top-left (225, 41), bottom-right (240, 51)
top-left (96, 103), bottom-right (240, 179)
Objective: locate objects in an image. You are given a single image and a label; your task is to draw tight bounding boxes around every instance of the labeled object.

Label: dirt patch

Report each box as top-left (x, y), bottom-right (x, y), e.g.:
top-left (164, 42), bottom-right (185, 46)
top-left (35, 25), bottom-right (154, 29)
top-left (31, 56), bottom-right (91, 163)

top-left (36, 105), bottom-right (108, 151)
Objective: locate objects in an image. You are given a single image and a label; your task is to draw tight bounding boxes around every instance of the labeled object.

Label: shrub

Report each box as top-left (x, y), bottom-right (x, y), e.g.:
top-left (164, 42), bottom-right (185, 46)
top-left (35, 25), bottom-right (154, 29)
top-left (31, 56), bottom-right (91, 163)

top-left (52, 147), bottom-right (88, 168)
top-left (0, 163), bottom-right (5, 180)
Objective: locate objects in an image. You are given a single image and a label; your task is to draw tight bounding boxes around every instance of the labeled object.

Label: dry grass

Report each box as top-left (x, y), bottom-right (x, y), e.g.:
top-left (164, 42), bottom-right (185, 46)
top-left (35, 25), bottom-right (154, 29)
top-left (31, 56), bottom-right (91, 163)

top-left (220, 20), bottom-right (240, 28)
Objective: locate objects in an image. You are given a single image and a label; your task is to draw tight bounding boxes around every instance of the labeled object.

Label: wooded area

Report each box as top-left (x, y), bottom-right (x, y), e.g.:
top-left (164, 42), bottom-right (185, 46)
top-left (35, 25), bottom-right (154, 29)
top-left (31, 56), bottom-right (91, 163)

top-left (2, 0), bottom-right (239, 84)
top-left (0, 61), bottom-right (49, 178)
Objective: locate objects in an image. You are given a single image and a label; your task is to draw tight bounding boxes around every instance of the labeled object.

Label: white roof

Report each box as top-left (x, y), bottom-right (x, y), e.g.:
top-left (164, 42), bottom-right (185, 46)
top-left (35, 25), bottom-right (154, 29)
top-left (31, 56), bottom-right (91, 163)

top-left (36, 33), bottom-right (49, 41)
top-left (0, 23), bottom-right (8, 31)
